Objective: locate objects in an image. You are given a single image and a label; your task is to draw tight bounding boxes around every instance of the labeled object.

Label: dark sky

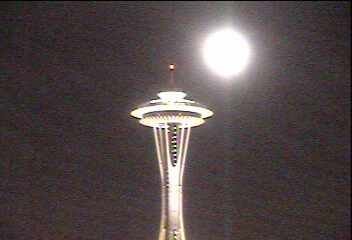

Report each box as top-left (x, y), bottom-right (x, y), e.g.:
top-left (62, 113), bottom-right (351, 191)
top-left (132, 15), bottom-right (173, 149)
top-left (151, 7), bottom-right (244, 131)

top-left (1, 2), bottom-right (351, 240)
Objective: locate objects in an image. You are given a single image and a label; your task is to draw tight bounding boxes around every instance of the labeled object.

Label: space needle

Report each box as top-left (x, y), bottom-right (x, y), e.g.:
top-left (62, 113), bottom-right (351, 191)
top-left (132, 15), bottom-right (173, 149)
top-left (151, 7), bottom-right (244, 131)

top-left (130, 64), bottom-right (213, 240)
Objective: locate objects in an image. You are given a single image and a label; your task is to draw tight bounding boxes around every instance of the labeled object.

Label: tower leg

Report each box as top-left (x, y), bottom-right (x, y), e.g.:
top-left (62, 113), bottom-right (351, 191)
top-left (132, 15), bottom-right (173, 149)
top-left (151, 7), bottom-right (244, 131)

top-left (153, 125), bottom-right (191, 240)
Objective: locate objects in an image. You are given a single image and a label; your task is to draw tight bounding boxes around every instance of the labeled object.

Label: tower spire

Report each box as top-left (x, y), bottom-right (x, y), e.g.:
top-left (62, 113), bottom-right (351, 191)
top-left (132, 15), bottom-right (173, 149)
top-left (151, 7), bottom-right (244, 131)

top-left (169, 64), bottom-right (176, 89)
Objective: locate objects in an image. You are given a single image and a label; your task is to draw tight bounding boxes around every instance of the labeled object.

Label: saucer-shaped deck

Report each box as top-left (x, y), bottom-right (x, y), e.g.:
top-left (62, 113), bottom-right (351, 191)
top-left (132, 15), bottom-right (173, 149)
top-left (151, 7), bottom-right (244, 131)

top-left (130, 91), bottom-right (213, 128)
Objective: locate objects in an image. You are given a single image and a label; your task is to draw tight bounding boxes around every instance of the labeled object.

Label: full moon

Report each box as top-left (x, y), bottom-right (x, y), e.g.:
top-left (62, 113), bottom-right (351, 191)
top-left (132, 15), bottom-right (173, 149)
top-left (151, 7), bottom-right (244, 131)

top-left (203, 28), bottom-right (250, 78)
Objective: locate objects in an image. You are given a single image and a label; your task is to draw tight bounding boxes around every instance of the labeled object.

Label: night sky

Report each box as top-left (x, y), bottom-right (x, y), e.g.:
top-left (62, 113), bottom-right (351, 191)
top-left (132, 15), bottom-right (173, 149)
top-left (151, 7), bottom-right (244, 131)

top-left (1, 2), bottom-right (351, 240)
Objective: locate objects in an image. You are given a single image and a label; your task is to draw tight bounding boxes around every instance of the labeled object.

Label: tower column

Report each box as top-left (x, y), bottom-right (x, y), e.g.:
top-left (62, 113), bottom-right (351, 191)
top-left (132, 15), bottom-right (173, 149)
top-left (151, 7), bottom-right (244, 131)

top-left (153, 125), bottom-right (191, 240)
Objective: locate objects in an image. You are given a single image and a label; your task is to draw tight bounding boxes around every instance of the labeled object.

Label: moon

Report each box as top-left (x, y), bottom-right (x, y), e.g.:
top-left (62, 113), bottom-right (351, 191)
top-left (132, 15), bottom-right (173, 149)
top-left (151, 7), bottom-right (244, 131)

top-left (203, 28), bottom-right (250, 78)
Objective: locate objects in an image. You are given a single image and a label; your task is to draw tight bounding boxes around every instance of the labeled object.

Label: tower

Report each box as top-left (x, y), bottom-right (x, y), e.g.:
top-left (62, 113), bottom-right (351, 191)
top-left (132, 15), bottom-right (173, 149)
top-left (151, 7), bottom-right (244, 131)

top-left (130, 65), bottom-right (213, 240)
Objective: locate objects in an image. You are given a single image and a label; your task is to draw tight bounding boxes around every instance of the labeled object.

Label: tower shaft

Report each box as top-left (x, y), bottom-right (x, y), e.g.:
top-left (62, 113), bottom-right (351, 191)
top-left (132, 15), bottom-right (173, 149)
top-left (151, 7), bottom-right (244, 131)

top-left (153, 124), bottom-right (191, 240)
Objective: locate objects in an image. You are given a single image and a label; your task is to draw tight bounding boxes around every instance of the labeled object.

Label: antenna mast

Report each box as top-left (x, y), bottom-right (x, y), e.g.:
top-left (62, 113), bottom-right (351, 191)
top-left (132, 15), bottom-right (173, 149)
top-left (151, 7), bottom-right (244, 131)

top-left (169, 64), bottom-right (175, 89)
